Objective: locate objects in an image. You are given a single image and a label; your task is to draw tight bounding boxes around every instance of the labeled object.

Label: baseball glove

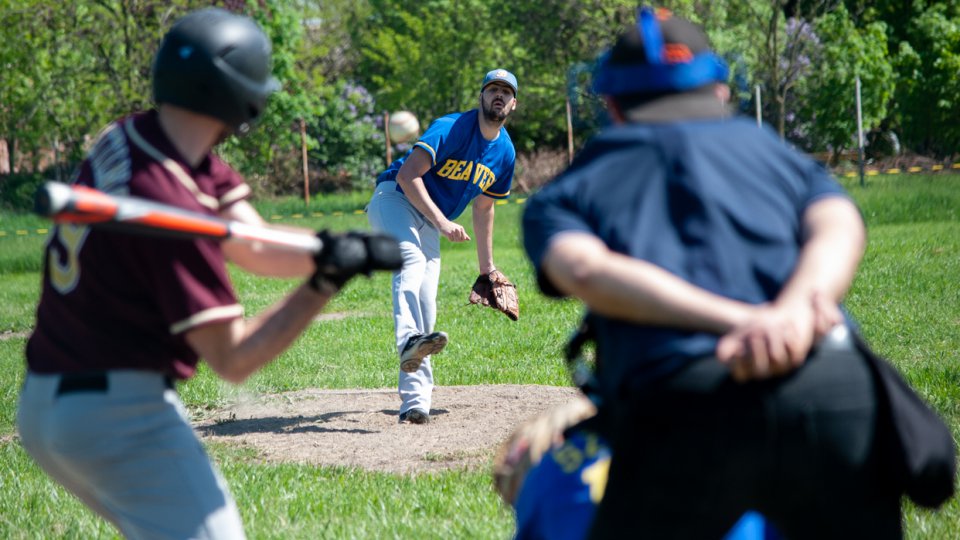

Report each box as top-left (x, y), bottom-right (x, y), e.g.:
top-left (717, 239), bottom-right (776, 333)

top-left (492, 396), bottom-right (597, 506)
top-left (468, 269), bottom-right (519, 321)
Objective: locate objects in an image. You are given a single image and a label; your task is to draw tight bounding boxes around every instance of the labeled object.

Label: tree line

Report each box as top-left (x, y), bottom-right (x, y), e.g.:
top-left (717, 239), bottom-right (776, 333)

top-left (1, 0), bottom-right (958, 203)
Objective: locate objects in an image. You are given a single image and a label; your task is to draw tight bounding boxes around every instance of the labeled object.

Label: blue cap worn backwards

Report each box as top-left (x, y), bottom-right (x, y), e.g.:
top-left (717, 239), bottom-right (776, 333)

top-left (482, 69), bottom-right (518, 96)
top-left (592, 7), bottom-right (728, 96)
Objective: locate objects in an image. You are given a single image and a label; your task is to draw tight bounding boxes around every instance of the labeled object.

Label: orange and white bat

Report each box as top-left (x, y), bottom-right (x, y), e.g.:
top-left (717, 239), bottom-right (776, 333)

top-left (34, 181), bottom-right (323, 253)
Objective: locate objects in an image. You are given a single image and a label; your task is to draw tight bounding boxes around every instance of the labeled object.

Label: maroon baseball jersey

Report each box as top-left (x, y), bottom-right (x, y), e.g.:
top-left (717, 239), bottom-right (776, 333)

top-left (26, 110), bottom-right (252, 379)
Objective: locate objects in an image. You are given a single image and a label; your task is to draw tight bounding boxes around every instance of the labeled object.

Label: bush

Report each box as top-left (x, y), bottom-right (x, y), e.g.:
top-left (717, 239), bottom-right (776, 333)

top-left (0, 172), bottom-right (46, 212)
top-left (308, 81), bottom-right (385, 193)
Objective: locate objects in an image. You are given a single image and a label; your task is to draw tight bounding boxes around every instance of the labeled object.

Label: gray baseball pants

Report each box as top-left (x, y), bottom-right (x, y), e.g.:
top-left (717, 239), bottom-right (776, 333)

top-left (367, 180), bottom-right (442, 416)
top-left (17, 370), bottom-right (245, 540)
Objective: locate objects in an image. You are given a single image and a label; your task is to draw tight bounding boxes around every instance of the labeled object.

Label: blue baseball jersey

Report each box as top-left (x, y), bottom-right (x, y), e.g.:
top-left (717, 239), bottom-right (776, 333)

top-left (522, 117), bottom-right (851, 396)
top-left (514, 430), bottom-right (780, 540)
top-left (514, 431), bottom-right (611, 540)
top-left (376, 109), bottom-right (515, 220)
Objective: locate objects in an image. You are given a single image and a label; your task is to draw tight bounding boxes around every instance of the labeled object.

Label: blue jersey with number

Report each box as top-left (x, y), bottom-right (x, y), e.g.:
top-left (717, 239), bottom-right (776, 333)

top-left (514, 431), bottom-right (611, 540)
top-left (514, 430), bottom-right (780, 540)
top-left (376, 109), bottom-right (515, 220)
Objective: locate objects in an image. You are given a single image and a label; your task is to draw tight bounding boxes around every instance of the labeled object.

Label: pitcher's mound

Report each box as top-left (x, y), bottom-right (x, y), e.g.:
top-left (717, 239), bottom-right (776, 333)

top-left (194, 384), bottom-right (581, 474)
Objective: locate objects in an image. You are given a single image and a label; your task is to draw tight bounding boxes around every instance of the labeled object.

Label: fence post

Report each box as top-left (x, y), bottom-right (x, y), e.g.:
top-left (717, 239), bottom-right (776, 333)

top-left (299, 118), bottom-right (310, 205)
top-left (856, 76), bottom-right (865, 187)
top-left (384, 111), bottom-right (393, 167)
top-left (566, 97), bottom-right (574, 165)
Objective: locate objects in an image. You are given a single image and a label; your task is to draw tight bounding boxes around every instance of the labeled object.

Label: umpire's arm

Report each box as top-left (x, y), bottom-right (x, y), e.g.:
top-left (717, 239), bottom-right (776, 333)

top-left (716, 196), bottom-right (866, 381)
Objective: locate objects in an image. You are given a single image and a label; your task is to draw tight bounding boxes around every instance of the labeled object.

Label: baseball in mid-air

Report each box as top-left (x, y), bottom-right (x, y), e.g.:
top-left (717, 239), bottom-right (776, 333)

top-left (388, 111), bottom-right (420, 143)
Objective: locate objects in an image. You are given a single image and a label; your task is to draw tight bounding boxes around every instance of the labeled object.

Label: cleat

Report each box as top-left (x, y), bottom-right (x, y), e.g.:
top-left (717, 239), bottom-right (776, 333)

top-left (399, 408), bottom-right (430, 424)
top-left (399, 331), bottom-right (448, 373)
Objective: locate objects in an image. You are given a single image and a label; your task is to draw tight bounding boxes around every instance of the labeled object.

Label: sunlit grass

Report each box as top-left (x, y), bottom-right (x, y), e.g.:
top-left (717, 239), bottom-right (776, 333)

top-left (1, 176), bottom-right (958, 539)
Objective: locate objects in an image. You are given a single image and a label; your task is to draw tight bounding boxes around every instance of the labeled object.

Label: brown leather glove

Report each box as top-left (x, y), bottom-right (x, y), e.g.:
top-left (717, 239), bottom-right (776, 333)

top-left (468, 269), bottom-right (519, 321)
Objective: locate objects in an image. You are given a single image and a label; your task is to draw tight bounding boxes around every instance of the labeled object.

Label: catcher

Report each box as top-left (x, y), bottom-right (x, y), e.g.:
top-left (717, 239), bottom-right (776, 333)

top-left (494, 395), bottom-right (781, 540)
top-left (494, 320), bottom-right (781, 539)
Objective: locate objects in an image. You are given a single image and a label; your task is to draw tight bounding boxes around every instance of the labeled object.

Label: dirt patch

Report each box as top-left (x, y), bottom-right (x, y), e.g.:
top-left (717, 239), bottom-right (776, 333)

top-left (0, 330), bottom-right (30, 341)
top-left (194, 384), bottom-right (581, 474)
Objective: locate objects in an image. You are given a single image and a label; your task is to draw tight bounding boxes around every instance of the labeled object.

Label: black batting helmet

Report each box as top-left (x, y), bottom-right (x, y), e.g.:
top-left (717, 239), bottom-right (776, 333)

top-left (152, 8), bottom-right (281, 134)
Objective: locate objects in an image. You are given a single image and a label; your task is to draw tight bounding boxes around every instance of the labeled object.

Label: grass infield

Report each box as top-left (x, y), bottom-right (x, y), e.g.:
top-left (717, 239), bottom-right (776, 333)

top-left (1, 173), bottom-right (958, 538)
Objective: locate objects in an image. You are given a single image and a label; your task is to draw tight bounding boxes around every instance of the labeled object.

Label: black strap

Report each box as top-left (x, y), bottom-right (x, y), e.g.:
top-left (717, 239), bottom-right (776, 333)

top-left (56, 373), bottom-right (108, 395)
top-left (55, 372), bottom-right (174, 396)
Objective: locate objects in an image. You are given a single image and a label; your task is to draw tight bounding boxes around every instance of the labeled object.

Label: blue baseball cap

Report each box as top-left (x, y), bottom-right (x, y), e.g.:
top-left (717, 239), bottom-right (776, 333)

top-left (481, 69), bottom-right (518, 96)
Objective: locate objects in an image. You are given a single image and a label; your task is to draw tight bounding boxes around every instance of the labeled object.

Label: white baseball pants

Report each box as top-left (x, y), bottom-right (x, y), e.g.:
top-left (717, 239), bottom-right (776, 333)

top-left (367, 181), bottom-right (442, 415)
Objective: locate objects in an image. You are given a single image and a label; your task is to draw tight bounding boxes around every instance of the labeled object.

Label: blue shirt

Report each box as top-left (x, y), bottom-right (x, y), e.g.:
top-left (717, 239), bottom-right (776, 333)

top-left (514, 431), bottom-right (611, 540)
top-left (514, 429), bottom-right (779, 540)
top-left (522, 117), bottom-right (851, 398)
top-left (377, 109), bottom-right (515, 220)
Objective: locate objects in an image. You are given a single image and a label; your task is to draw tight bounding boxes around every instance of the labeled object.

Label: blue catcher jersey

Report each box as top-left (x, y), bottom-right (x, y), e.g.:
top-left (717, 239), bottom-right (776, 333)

top-left (514, 431), bottom-right (611, 540)
top-left (513, 430), bottom-right (780, 540)
top-left (376, 109), bottom-right (515, 220)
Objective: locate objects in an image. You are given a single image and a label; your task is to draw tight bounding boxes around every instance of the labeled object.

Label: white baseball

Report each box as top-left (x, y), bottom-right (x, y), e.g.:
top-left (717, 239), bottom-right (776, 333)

top-left (388, 111), bottom-right (420, 143)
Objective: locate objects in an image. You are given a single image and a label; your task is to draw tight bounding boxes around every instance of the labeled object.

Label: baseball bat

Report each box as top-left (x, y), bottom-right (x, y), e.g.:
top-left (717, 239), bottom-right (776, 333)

top-left (34, 181), bottom-right (323, 254)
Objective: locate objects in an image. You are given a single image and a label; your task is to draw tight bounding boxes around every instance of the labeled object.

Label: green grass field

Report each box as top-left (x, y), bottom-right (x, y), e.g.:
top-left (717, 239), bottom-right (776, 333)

top-left (1, 174), bottom-right (958, 538)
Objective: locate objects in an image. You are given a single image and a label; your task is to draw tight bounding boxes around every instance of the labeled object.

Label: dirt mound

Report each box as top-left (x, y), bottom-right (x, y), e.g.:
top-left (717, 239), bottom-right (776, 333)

top-left (194, 384), bottom-right (582, 474)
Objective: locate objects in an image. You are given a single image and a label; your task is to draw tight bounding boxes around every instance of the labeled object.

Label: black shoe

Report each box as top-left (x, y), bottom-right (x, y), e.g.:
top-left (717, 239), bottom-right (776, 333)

top-left (399, 331), bottom-right (448, 373)
top-left (399, 408), bottom-right (430, 424)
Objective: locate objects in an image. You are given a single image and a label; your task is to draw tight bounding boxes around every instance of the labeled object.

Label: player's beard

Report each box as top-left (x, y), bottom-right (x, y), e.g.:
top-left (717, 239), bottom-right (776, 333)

top-left (482, 99), bottom-right (512, 123)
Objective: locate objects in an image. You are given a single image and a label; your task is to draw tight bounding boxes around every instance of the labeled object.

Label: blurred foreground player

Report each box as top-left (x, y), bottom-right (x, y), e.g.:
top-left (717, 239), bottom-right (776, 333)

top-left (17, 8), bottom-right (400, 539)
top-left (523, 7), bottom-right (953, 539)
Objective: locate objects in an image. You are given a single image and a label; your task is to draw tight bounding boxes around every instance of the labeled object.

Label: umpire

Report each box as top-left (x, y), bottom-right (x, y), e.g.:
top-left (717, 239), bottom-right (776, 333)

top-left (522, 7), bottom-right (951, 539)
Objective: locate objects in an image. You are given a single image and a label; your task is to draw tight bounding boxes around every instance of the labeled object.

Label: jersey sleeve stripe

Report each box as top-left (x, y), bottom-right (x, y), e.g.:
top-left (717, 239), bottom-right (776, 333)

top-left (169, 304), bottom-right (244, 335)
top-left (483, 189), bottom-right (511, 198)
top-left (414, 142), bottom-right (437, 165)
top-left (124, 119), bottom-right (220, 211)
top-left (89, 123), bottom-right (132, 195)
top-left (220, 184), bottom-right (251, 207)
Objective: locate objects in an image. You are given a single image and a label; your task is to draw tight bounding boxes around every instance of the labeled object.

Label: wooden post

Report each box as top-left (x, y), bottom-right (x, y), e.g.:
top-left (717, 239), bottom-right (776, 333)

top-left (855, 76), bottom-right (865, 187)
top-left (384, 111), bottom-right (393, 166)
top-left (566, 97), bottom-right (575, 164)
top-left (299, 118), bottom-right (310, 205)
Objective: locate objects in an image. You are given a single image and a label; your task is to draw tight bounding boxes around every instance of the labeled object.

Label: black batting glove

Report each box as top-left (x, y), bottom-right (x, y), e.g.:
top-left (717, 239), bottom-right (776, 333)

top-left (310, 230), bottom-right (368, 292)
top-left (363, 231), bottom-right (404, 272)
top-left (308, 230), bottom-right (403, 293)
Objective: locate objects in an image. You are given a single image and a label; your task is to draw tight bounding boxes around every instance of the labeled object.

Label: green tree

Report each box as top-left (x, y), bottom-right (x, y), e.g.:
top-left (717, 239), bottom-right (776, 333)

top-left (218, 0), bottom-right (324, 193)
top-left (0, 1), bottom-right (189, 176)
top-left (731, 0), bottom-right (840, 138)
top-left (351, 0), bottom-right (502, 125)
top-left (893, 5), bottom-right (960, 157)
top-left (486, 0), bottom-right (637, 150)
top-left (352, 0), bottom-right (642, 152)
top-left (801, 6), bottom-right (894, 157)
